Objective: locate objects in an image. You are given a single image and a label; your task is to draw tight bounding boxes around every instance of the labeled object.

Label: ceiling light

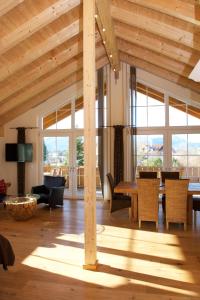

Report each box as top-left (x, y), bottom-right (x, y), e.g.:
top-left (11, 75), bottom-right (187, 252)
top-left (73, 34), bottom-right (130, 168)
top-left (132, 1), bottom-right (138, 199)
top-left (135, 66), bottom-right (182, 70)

top-left (189, 59), bottom-right (200, 82)
top-left (102, 28), bottom-right (106, 32)
top-left (109, 54), bottom-right (113, 58)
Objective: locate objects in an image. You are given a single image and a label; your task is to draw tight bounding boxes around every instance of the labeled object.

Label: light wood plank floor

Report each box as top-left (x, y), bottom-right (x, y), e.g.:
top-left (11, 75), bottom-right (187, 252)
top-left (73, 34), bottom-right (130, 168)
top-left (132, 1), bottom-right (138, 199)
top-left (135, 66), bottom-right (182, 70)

top-left (0, 200), bottom-right (200, 300)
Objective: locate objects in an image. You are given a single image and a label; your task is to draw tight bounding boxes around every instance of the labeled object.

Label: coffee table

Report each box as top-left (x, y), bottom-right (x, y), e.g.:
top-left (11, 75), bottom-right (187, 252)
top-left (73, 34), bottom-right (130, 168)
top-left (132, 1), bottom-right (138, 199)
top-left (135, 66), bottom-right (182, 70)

top-left (5, 196), bottom-right (37, 221)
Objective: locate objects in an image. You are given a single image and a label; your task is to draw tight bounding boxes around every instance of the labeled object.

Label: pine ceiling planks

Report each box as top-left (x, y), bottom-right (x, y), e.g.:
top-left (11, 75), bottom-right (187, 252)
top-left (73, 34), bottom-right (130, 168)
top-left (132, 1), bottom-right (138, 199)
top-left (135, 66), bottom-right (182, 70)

top-left (0, 0), bottom-right (200, 127)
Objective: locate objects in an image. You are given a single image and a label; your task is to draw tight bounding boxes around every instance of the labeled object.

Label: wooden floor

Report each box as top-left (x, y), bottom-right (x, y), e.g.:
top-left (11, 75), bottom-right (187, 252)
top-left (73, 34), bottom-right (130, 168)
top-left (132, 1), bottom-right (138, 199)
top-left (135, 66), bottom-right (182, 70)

top-left (0, 200), bottom-right (200, 300)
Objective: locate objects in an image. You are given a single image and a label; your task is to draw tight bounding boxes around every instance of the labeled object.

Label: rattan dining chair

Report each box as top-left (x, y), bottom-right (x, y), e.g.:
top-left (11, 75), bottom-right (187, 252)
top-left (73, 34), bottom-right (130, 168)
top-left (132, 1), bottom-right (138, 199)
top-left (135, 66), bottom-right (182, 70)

top-left (161, 171), bottom-right (180, 213)
top-left (137, 178), bottom-right (160, 229)
top-left (165, 179), bottom-right (189, 230)
top-left (106, 173), bottom-right (131, 215)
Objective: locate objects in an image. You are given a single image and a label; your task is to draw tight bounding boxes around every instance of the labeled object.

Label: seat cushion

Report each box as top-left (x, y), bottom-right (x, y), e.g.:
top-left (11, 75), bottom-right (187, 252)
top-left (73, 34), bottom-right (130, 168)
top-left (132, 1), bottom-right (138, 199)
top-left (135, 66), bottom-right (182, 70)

top-left (37, 193), bottom-right (50, 204)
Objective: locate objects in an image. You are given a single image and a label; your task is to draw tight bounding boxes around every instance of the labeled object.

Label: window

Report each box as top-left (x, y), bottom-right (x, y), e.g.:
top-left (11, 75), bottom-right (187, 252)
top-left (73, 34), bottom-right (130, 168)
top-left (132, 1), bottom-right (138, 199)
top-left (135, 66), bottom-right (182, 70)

top-left (135, 83), bottom-right (165, 127)
top-left (134, 82), bottom-right (200, 178)
top-left (172, 134), bottom-right (200, 169)
top-left (137, 135), bottom-right (163, 167)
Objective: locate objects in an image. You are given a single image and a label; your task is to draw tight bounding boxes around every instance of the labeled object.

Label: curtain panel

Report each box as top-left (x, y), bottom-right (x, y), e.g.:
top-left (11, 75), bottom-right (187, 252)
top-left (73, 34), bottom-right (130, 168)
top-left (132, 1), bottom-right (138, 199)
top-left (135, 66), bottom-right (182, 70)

top-left (130, 66), bottom-right (137, 181)
top-left (114, 125), bottom-right (124, 185)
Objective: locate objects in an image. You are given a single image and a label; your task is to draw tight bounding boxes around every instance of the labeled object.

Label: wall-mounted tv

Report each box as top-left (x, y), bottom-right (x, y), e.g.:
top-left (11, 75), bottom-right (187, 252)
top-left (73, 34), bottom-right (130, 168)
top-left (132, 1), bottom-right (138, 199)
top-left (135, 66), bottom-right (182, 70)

top-left (5, 143), bottom-right (33, 162)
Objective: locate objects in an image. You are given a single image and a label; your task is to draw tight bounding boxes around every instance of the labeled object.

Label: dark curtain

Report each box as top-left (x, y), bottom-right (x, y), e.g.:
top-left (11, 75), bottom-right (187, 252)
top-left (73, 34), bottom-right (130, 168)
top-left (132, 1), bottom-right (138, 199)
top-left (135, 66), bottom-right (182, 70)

top-left (130, 66), bottom-right (137, 181)
top-left (114, 125), bottom-right (124, 185)
top-left (97, 68), bottom-right (104, 196)
top-left (17, 127), bottom-right (26, 196)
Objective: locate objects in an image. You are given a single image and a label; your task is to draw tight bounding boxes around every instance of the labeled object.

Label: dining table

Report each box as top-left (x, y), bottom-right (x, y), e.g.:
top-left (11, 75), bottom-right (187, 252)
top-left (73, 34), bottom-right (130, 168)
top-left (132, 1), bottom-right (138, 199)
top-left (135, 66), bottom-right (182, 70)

top-left (114, 181), bottom-right (200, 225)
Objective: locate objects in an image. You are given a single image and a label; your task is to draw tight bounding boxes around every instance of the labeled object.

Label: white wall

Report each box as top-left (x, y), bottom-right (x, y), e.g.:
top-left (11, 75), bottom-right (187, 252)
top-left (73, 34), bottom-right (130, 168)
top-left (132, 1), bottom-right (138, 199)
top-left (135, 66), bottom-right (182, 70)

top-left (0, 81), bottom-right (82, 195)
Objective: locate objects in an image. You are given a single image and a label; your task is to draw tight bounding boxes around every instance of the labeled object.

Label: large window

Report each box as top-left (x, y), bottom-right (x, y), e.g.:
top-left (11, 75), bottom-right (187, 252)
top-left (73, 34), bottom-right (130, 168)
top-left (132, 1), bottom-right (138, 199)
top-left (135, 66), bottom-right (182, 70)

top-left (134, 83), bottom-right (200, 176)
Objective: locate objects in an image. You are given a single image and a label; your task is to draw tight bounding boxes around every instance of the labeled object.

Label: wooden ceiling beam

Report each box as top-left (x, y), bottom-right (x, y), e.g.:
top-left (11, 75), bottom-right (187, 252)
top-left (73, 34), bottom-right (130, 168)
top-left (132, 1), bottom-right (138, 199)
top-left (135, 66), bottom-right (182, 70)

top-left (0, 34), bottom-right (102, 103)
top-left (120, 51), bottom-right (200, 94)
top-left (0, 9), bottom-right (82, 82)
top-left (118, 39), bottom-right (193, 78)
top-left (0, 0), bottom-right (81, 56)
top-left (114, 21), bottom-right (199, 67)
top-left (0, 0), bottom-right (24, 17)
top-left (96, 0), bottom-right (120, 72)
top-left (111, 0), bottom-right (200, 51)
top-left (0, 56), bottom-right (108, 126)
top-left (126, 0), bottom-right (200, 26)
top-left (0, 45), bottom-right (106, 114)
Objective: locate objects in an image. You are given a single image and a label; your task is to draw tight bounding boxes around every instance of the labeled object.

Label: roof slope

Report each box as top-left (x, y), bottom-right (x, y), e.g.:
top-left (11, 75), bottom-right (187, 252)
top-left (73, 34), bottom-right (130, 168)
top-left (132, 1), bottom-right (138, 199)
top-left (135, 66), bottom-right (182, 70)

top-left (0, 0), bottom-right (199, 126)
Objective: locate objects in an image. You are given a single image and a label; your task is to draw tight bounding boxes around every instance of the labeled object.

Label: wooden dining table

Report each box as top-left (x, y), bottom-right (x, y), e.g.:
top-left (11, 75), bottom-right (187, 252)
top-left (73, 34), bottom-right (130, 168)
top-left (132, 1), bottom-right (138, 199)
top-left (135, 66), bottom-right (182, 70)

top-left (114, 181), bottom-right (200, 224)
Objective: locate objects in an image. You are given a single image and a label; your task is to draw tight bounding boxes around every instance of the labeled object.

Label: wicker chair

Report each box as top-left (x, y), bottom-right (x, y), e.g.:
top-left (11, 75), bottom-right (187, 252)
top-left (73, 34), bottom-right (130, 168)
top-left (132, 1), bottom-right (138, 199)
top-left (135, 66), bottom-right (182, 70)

top-left (137, 178), bottom-right (160, 229)
top-left (161, 171), bottom-right (180, 213)
top-left (106, 173), bottom-right (131, 215)
top-left (139, 171), bottom-right (157, 179)
top-left (165, 179), bottom-right (189, 230)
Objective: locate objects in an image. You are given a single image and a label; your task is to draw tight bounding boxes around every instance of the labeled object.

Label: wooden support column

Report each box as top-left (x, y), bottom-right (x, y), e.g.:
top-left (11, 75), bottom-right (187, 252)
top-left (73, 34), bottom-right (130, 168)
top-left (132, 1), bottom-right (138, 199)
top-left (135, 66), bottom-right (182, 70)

top-left (83, 0), bottom-right (97, 269)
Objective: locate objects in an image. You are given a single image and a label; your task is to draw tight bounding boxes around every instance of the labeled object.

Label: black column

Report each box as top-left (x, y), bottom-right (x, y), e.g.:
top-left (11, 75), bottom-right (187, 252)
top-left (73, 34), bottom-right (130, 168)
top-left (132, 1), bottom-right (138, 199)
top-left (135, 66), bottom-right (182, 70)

top-left (17, 127), bottom-right (25, 196)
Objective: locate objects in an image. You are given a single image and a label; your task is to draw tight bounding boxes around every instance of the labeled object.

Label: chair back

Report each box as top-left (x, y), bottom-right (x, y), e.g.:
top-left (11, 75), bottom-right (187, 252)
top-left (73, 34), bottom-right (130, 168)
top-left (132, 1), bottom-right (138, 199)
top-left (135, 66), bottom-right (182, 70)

top-left (139, 171), bottom-right (157, 179)
top-left (165, 179), bottom-right (189, 225)
top-left (137, 178), bottom-right (160, 224)
top-left (106, 173), bottom-right (115, 196)
top-left (161, 171), bottom-right (179, 184)
top-left (44, 175), bottom-right (66, 188)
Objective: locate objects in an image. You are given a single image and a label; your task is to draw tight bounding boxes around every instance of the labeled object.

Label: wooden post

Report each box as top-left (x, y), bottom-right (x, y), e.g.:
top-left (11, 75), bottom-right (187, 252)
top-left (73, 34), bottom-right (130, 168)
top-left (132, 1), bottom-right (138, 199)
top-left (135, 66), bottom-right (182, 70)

top-left (83, 0), bottom-right (97, 269)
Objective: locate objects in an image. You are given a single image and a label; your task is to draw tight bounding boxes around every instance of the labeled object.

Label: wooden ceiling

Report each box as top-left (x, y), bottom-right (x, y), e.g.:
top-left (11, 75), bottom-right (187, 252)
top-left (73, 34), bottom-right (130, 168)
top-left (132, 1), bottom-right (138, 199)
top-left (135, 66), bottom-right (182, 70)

top-left (0, 0), bottom-right (200, 128)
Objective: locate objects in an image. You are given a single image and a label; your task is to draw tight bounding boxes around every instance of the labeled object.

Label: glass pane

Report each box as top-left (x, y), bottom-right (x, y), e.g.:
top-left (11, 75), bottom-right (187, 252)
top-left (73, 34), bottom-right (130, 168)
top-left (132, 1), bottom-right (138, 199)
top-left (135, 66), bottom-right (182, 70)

top-left (137, 155), bottom-right (148, 166)
top-left (43, 113), bottom-right (56, 130)
top-left (57, 103), bottom-right (71, 129)
top-left (148, 135), bottom-right (163, 154)
top-left (169, 105), bottom-right (187, 126)
top-left (43, 137), bottom-right (69, 188)
top-left (172, 156), bottom-right (187, 167)
top-left (76, 136), bottom-right (84, 192)
top-left (147, 156), bottom-right (163, 167)
top-left (137, 135), bottom-right (148, 155)
top-left (137, 91), bottom-right (147, 106)
top-left (188, 134), bottom-right (200, 155)
top-left (188, 114), bottom-right (200, 126)
top-left (148, 106), bottom-right (165, 126)
top-left (172, 134), bottom-right (187, 155)
top-left (137, 135), bottom-right (163, 167)
top-left (148, 96), bottom-right (163, 106)
top-left (136, 107), bottom-right (147, 127)
top-left (75, 109), bottom-right (84, 128)
top-left (188, 156), bottom-right (200, 167)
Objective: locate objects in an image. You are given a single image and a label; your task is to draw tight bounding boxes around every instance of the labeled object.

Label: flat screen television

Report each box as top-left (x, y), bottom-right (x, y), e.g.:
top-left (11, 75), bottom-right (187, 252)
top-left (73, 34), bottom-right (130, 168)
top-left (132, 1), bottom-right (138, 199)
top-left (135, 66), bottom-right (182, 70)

top-left (5, 143), bottom-right (33, 162)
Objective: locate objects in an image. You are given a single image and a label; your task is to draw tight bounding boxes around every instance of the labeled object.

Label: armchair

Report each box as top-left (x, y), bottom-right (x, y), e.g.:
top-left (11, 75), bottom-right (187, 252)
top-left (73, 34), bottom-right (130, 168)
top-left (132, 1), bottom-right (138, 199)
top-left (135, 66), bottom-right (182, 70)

top-left (31, 175), bottom-right (66, 209)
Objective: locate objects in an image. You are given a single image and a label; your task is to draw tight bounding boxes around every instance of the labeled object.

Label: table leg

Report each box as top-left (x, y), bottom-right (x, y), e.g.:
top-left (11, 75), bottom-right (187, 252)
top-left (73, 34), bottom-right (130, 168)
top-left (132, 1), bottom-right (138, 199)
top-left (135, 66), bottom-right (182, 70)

top-left (131, 194), bottom-right (138, 222)
top-left (187, 195), bottom-right (193, 225)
